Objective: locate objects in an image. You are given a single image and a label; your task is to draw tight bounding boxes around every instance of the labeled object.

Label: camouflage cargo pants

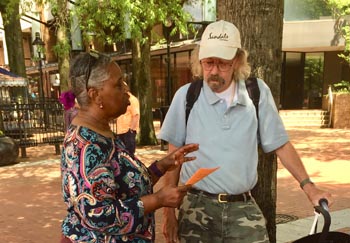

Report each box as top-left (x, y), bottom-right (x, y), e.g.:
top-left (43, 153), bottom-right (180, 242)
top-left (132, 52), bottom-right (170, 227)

top-left (178, 191), bottom-right (269, 243)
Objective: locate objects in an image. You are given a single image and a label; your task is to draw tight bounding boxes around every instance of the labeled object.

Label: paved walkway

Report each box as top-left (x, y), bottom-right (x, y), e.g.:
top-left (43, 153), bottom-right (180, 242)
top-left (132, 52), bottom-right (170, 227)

top-left (0, 126), bottom-right (349, 242)
top-left (275, 127), bottom-right (350, 242)
top-left (277, 209), bottom-right (350, 243)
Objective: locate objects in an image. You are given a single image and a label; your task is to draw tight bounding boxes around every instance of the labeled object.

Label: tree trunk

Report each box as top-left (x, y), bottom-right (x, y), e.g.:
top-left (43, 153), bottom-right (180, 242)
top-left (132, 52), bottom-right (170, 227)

top-left (0, 0), bottom-right (27, 99)
top-left (56, 27), bottom-right (70, 91)
top-left (252, 150), bottom-right (278, 243)
top-left (217, 1), bottom-right (284, 242)
top-left (132, 29), bottom-right (158, 145)
top-left (56, 0), bottom-right (70, 91)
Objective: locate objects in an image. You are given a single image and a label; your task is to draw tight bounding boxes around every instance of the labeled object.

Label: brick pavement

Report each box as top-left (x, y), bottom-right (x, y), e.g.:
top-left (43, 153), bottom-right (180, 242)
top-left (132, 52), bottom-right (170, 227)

top-left (0, 126), bottom-right (349, 242)
top-left (278, 127), bottom-right (350, 219)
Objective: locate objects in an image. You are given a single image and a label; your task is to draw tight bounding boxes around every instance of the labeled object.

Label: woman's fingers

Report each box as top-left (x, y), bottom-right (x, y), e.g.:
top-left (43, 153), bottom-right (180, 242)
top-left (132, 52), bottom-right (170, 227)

top-left (170, 143), bottom-right (199, 166)
top-left (174, 156), bottom-right (196, 165)
top-left (175, 144), bottom-right (199, 159)
top-left (183, 143), bottom-right (199, 153)
top-left (177, 184), bottom-right (192, 192)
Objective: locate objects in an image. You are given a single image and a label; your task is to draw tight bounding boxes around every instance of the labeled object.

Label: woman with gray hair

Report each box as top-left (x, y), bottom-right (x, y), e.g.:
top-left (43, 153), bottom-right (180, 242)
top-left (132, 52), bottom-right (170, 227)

top-left (60, 52), bottom-right (199, 243)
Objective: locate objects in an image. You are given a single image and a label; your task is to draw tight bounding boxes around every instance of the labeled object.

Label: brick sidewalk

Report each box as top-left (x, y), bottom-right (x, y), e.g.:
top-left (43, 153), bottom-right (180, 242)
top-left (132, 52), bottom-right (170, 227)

top-left (0, 126), bottom-right (349, 242)
top-left (278, 127), bottom-right (350, 219)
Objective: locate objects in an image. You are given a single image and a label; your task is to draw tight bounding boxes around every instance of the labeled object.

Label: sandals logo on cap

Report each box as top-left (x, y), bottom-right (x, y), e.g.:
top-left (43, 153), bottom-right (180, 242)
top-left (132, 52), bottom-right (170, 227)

top-left (208, 32), bottom-right (229, 41)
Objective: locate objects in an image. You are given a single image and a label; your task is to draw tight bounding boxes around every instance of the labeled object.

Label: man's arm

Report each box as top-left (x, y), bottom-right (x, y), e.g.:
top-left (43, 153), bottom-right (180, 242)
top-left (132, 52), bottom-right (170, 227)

top-left (130, 113), bottom-right (139, 131)
top-left (130, 95), bottom-right (140, 132)
top-left (163, 143), bottom-right (182, 243)
top-left (275, 141), bottom-right (333, 206)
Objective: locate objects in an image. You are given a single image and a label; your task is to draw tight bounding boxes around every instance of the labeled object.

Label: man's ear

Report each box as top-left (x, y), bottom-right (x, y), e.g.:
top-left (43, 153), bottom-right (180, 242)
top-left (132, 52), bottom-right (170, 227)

top-left (232, 58), bottom-right (240, 70)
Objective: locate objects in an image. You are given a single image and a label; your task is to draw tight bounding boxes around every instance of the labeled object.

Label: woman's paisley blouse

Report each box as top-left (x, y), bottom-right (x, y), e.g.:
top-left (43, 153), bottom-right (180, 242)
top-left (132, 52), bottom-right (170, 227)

top-left (61, 125), bottom-right (154, 242)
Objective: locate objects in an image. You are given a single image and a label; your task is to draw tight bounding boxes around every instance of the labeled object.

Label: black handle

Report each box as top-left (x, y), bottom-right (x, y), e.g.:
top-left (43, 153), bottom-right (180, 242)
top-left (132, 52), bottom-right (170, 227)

top-left (314, 198), bottom-right (331, 243)
top-left (319, 198), bottom-right (329, 211)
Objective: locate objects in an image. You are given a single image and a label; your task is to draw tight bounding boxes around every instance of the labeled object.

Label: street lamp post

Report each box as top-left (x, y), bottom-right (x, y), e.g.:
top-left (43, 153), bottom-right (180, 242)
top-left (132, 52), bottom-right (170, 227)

top-left (163, 20), bottom-right (173, 106)
top-left (32, 32), bottom-right (45, 101)
top-left (32, 32), bottom-right (48, 129)
top-left (160, 20), bottom-right (173, 150)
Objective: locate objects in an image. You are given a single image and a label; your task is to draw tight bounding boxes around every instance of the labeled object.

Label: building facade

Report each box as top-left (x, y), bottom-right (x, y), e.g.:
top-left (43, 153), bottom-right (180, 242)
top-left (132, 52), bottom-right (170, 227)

top-left (0, 2), bottom-right (348, 110)
top-left (282, 19), bottom-right (349, 109)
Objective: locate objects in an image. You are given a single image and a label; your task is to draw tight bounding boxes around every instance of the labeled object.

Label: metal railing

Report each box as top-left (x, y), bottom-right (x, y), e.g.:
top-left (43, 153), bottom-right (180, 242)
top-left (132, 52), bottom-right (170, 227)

top-left (327, 86), bottom-right (333, 128)
top-left (0, 99), bottom-right (65, 157)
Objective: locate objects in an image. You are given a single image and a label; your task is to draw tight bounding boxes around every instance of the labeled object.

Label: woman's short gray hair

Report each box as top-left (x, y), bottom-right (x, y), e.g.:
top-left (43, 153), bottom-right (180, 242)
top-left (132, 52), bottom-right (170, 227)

top-left (69, 52), bottom-right (111, 107)
top-left (191, 45), bottom-right (251, 81)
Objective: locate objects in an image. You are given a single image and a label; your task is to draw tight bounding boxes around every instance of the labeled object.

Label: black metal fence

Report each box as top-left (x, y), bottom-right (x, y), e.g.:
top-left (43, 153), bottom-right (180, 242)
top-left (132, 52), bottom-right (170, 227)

top-left (0, 99), bottom-right (65, 157)
top-left (0, 99), bottom-right (119, 158)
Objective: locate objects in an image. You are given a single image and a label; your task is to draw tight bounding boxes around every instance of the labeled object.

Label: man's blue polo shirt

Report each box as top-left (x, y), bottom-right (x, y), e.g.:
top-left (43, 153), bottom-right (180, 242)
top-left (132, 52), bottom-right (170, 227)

top-left (158, 79), bottom-right (289, 194)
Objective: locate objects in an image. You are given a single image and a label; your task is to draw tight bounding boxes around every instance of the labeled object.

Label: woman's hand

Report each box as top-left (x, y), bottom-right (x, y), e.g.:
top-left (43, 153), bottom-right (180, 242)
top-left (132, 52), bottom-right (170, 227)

top-left (158, 143), bottom-right (199, 172)
top-left (141, 185), bottom-right (192, 214)
top-left (156, 185), bottom-right (192, 208)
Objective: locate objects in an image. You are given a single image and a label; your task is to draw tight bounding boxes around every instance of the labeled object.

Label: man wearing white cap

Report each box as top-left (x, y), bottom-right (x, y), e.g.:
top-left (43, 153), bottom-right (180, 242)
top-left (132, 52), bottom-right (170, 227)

top-left (158, 20), bottom-right (332, 243)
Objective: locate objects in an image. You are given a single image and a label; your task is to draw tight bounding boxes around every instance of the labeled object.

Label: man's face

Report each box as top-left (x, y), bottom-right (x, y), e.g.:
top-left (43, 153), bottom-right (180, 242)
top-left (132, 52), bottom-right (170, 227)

top-left (201, 57), bottom-right (236, 93)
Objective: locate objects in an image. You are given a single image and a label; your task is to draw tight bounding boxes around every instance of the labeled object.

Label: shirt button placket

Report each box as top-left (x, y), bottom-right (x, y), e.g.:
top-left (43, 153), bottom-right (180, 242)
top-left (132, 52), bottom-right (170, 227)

top-left (222, 114), bottom-right (230, 130)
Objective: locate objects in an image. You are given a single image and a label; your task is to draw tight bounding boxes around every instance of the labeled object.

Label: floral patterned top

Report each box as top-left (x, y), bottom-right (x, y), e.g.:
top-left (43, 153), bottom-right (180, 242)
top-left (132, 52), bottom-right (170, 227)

top-left (61, 125), bottom-right (154, 242)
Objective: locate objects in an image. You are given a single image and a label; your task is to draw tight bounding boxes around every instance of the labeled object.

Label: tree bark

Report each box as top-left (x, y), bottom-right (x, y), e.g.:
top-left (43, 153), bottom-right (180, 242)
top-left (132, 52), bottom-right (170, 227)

top-left (132, 29), bottom-right (158, 145)
top-left (55, 0), bottom-right (70, 91)
top-left (0, 0), bottom-right (27, 99)
top-left (56, 28), bottom-right (70, 91)
top-left (217, 1), bottom-right (284, 242)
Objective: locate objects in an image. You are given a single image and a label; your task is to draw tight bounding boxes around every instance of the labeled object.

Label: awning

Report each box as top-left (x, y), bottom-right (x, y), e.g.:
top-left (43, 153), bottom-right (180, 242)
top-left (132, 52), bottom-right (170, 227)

top-left (0, 67), bottom-right (27, 87)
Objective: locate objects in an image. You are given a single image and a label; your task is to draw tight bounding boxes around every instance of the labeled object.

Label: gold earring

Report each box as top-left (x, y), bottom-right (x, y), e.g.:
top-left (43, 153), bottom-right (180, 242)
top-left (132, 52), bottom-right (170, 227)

top-left (99, 104), bottom-right (103, 109)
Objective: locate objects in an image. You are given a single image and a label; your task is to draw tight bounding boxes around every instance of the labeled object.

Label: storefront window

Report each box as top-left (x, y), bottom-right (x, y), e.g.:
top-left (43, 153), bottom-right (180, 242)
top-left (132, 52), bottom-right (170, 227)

top-left (115, 48), bottom-right (194, 108)
top-left (173, 51), bottom-right (192, 91)
top-left (304, 53), bottom-right (324, 108)
top-left (282, 52), bottom-right (304, 109)
top-left (151, 55), bottom-right (166, 107)
top-left (282, 52), bottom-right (325, 109)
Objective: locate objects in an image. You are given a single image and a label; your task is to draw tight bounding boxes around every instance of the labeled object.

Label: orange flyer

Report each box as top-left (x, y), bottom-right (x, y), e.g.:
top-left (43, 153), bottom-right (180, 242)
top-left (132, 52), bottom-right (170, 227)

top-left (185, 167), bottom-right (220, 185)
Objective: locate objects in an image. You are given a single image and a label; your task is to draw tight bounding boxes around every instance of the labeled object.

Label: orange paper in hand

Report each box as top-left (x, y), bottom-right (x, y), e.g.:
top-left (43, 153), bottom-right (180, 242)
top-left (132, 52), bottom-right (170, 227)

top-left (185, 167), bottom-right (220, 185)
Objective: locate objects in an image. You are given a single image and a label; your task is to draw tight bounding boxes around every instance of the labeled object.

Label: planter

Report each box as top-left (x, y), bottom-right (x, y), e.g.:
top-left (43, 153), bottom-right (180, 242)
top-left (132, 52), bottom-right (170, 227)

top-left (332, 93), bottom-right (350, 129)
top-left (0, 136), bottom-right (19, 166)
top-left (324, 93), bottom-right (350, 129)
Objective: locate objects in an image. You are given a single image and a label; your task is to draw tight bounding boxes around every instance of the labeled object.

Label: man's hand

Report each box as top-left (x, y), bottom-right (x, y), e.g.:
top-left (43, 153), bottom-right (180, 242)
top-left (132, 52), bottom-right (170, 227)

top-left (302, 183), bottom-right (333, 207)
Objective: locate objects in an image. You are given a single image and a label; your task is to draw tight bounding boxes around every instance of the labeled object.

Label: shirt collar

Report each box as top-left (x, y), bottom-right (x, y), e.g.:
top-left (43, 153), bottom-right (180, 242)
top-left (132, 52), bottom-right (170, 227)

top-left (236, 80), bottom-right (251, 106)
top-left (203, 80), bottom-right (250, 106)
top-left (203, 81), bottom-right (221, 105)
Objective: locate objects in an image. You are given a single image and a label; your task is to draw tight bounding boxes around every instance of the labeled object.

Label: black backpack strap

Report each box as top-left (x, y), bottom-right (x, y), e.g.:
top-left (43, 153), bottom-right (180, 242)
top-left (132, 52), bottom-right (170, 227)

top-left (185, 79), bottom-right (203, 124)
top-left (245, 77), bottom-right (260, 120)
top-left (245, 77), bottom-right (260, 142)
top-left (186, 78), bottom-right (259, 125)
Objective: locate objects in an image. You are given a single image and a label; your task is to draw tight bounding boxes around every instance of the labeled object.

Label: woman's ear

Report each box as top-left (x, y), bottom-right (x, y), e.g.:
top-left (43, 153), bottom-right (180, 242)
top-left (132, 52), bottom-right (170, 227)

top-left (87, 88), bottom-right (101, 105)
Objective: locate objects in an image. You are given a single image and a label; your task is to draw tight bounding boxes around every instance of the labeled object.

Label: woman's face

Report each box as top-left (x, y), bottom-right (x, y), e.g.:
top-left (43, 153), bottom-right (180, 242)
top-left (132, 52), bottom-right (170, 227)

top-left (99, 63), bottom-right (130, 118)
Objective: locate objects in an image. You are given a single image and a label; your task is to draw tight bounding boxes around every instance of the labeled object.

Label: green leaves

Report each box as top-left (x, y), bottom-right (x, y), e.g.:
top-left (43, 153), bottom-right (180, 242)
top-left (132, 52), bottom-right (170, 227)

top-left (333, 80), bottom-right (350, 93)
top-left (325, 0), bottom-right (350, 66)
top-left (73, 0), bottom-right (192, 46)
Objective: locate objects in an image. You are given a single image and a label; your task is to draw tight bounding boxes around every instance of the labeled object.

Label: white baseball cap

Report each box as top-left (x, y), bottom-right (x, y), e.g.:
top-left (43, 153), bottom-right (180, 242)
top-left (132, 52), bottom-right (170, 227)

top-left (199, 20), bottom-right (241, 60)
